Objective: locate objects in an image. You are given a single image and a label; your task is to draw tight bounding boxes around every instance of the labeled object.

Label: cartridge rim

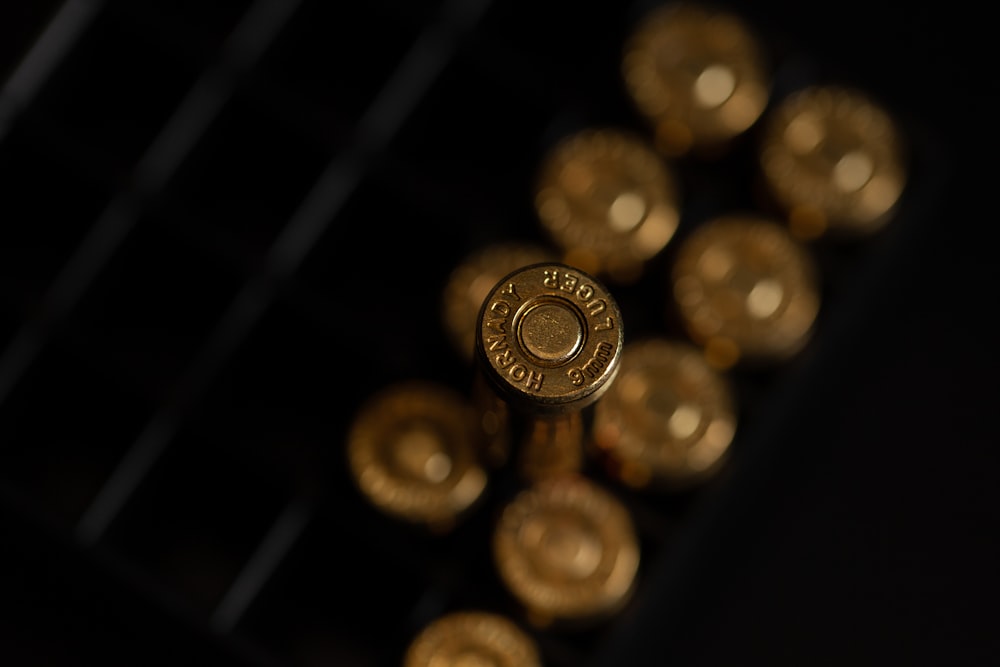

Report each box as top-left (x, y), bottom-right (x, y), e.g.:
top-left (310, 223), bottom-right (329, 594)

top-left (403, 610), bottom-right (542, 667)
top-left (534, 128), bottom-right (680, 283)
top-left (592, 337), bottom-right (737, 489)
top-left (493, 475), bottom-right (640, 625)
top-left (671, 215), bottom-right (820, 367)
top-left (622, 2), bottom-right (771, 155)
top-left (758, 84), bottom-right (907, 237)
top-left (347, 381), bottom-right (488, 531)
top-left (476, 263), bottom-right (624, 415)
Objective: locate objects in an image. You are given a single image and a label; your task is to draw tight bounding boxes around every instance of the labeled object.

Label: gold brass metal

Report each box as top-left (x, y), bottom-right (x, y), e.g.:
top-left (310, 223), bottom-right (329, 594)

top-left (622, 2), bottom-right (770, 157)
top-left (472, 368), bottom-right (515, 470)
top-left (403, 610), bottom-right (542, 667)
top-left (474, 364), bottom-right (587, 482)
top-left (442, 243), bottom-right (556, 363)
top-left (476, 263), bottom-right (624, 416)
top-left (592, 338), bottom-right (736, 490)
top-left (758, 84), bottom-right (907, 238)
top-left (493, 474), bottom-right (640, 627)
top-left (518, 411), bottom-right (585, 482)
top-left (671, 215), bottom-right (820, 368)
top-left (346, 381), bottom-right (488, 533)
top-left (534, 127), bottom-right (681, 284)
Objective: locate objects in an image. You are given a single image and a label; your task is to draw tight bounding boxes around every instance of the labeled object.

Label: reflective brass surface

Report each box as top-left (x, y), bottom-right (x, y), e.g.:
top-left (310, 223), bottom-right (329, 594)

top-left (443, 243), bottom-right (556, 363)
top-left (671, 215), bottom-right (820, 368)
top-left (476, 263), bottom-right (624, 415)
top-left (518, 412), bottom-right (585, 482)
top-left (403, 610), bottom-right (542, 667)
top-left (622, 2), bottom-right (770, 156)
top-left (472, 369), bottom-right (514, 470)
top-left (493, 474), bottom-right (640, 626)
top-left (592, 338), bottom-right (736, 489)
top-left (534, 128), bottom-right (680, 284)
top-left (758, 84), bottom-right (907, 238)
top-left (346, 381), bottom-right (488, 533)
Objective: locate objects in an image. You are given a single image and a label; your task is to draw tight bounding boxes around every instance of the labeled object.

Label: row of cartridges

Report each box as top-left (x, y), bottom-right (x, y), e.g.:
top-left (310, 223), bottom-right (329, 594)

top-left (346, 2), bottom-right (908, 664)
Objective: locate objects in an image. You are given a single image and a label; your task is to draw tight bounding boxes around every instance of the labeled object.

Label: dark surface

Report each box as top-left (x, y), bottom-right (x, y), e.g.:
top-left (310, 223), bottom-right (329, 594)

top-left (0, 1), bottom-right (995, 666)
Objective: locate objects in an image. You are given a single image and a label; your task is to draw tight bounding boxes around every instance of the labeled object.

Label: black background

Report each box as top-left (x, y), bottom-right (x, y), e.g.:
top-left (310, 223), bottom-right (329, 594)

top-left (0, 1), bottom-right (996, 666)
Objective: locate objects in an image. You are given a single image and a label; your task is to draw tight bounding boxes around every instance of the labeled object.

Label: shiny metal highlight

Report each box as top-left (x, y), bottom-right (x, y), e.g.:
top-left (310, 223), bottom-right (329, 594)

top-left (493, 474), bottom-right (640, 626)
top-left (622, 2), bottom-right (770, 156)
top-left (758, 84), bottom-right (908, 238)
top-left (403, 610), bottom-right (542, 667)
top-left (593, 338), bottom-right (736, 489)
top-left (671, 215), bottom-right (820, 367)
top-left (534, 128), bottom-right (681, 284)
top-left (346, 381), bottom-right (488, 533)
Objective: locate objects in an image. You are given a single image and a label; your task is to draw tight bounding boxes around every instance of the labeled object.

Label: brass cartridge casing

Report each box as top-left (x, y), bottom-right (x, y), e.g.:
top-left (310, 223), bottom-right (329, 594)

top-left (493, 474), bottom-right (640, 627)
top-left (622, 2), bottom-right (770, 157)
top-left (758, 84), bottom-right (908, 239)
top-left (671, 215), bottom-right (820, 368)
top-left (593, 338), bottom-right (737, 489)
top-left (534, 128), bottom-right (681, 284)
top-left (403, 610), bottom-right (542, 667)
top-left (346, 381), bottom-right (488, 533)
top-left (475, 263), bottom-right (626, 481)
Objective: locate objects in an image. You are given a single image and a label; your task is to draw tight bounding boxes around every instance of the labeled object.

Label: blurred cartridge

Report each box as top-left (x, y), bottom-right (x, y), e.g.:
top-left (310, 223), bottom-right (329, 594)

top-left (622, 2), bottom-right (771, 157)
top-left (670, 214), bottom-right (820, 369)
top-left (534, 127), bottom-right (681, 284)
top-left (758, 83), bottom-right (908, 239)
top-left (403, 610), bottom-right (542, 667)
top-left (346, 381), bottom-right (488, 534)
top-left (492, 474), bottom-right (640, 628)
top-left (592, 337), bottom-right (737, 490)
